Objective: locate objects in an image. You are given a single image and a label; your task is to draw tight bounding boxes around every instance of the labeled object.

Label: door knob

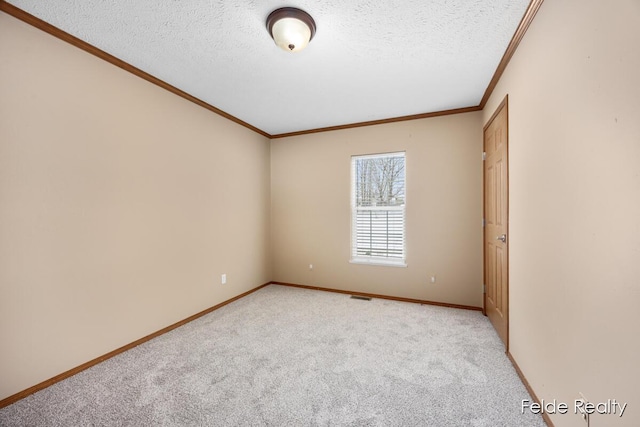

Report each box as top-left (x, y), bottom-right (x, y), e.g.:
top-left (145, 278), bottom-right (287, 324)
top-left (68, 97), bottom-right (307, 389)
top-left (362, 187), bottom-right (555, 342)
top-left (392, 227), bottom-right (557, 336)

top-left (496, 234), bottom-right (507, 243)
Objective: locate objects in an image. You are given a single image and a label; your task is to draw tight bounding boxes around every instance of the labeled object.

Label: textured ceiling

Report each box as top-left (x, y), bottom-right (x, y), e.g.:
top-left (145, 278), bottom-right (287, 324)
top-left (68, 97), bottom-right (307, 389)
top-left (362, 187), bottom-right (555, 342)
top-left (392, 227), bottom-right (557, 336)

top-left (6, 0), bottom-right (531, 136)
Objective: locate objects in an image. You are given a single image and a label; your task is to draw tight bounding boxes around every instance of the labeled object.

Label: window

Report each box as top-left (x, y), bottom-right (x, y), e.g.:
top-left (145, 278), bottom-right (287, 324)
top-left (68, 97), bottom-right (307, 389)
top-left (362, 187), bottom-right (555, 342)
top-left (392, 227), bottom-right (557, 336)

top-left (351, 152), bottom-right (406, 266)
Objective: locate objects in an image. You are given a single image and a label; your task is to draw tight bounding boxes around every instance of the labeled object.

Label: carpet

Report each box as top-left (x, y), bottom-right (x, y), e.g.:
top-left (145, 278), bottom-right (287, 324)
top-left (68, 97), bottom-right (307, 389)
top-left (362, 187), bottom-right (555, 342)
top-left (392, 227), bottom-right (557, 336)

top-left (0, 284), bottom-right (545, 426)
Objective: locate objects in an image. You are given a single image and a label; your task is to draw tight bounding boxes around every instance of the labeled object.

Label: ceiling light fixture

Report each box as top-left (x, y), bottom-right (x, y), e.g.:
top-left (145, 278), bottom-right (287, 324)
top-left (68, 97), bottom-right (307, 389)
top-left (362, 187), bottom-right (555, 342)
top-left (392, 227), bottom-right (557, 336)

top-left (266, 7), bottom-right (316, 53)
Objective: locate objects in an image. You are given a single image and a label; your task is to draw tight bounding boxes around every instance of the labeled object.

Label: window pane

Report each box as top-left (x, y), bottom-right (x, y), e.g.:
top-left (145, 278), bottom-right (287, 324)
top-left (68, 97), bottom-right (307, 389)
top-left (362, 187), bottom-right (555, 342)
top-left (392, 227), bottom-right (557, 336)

top-left (354, 154), bottom-right (405, 207)
top-left (355, 209), bottom-right (404, 259)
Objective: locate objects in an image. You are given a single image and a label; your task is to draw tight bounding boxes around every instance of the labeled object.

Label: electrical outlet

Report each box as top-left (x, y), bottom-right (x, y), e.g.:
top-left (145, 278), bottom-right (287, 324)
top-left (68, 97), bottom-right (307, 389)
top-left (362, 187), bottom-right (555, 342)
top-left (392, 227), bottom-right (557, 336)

top-left (309, 264), bottom-right (313, 270)
top-left (430, 275), bottom-right (436, 284)
top-left (221, 274), bottom-right (226, 284)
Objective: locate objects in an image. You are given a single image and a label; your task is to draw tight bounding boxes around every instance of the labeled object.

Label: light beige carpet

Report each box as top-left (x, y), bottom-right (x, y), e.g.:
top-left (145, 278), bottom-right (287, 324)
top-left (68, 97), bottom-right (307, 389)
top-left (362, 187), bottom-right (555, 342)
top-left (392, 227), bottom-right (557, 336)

top-left (0, 284), bottom-right (545, 426)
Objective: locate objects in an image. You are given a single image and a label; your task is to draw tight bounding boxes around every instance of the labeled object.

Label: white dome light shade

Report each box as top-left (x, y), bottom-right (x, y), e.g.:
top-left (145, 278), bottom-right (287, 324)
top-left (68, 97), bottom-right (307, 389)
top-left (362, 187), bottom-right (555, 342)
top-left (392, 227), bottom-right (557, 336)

top-left (271, 17), bottom-right (311, 52)
top-left (267, 8), bottom-right (316, 53)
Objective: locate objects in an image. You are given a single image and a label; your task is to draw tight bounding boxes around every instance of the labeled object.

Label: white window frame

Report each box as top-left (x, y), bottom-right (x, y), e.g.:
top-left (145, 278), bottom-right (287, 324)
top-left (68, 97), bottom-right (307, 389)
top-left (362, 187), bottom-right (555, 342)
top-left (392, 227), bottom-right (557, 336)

top-left (350, 151), bottom-right (407, 267)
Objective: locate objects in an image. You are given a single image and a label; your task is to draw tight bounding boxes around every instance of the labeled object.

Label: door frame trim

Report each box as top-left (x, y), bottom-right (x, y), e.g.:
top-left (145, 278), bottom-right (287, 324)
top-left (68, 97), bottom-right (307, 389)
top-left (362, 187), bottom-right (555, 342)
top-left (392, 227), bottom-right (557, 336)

top-left (482, 94), bottom-right (510, 351)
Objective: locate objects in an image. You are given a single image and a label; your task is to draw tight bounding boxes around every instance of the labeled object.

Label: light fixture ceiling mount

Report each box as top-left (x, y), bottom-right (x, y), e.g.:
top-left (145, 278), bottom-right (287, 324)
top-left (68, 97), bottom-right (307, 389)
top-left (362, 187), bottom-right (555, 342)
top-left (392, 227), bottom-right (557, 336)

top-left (266, 7), bottom-right (316, 53)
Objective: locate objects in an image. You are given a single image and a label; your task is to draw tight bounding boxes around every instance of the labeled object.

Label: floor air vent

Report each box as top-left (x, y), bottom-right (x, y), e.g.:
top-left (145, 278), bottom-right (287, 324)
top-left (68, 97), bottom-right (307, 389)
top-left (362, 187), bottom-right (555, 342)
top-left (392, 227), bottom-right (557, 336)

top-left (350, 295), bottom-right (372, 301)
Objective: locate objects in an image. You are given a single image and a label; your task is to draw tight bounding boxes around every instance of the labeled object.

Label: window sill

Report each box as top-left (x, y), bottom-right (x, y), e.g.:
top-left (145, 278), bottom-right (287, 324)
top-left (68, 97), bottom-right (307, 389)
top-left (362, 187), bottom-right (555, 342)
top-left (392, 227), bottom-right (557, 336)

top-left (350, 258), bottom-right (407, 268)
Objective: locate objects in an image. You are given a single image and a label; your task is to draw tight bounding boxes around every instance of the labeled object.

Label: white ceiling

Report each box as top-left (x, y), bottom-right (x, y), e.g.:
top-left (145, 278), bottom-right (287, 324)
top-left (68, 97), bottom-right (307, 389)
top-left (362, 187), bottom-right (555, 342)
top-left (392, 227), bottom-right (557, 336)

top-left (7, 0), bottom-right (531, 136)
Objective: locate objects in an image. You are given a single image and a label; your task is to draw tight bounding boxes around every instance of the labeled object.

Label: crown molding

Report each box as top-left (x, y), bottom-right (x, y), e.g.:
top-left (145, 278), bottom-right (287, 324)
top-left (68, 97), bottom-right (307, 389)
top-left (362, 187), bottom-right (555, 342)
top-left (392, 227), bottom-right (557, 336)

top-left (0, 1), bottom-right (271, 138)
top-left (270, 106), bottom-right (482, 138)
top-left (479, 0), bottom-right (545, 109)
top-left (1, 0), bottom-right (543, 138)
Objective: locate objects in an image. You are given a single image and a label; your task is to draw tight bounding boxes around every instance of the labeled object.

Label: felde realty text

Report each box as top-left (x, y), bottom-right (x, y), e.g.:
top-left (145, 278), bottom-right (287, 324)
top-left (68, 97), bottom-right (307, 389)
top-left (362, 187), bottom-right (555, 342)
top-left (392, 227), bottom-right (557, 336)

top-left (522, 399), bottom-right (627, 417)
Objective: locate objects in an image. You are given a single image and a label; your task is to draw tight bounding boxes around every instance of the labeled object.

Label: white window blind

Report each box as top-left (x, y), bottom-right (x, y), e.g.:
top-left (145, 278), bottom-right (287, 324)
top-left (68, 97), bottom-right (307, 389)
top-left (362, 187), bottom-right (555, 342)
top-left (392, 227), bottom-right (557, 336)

top-left (351, 152), bottom-right (406, 266)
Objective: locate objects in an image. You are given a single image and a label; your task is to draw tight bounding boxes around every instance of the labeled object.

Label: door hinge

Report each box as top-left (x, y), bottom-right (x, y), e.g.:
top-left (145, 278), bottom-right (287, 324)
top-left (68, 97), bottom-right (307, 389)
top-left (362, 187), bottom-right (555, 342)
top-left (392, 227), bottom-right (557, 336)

top-left (482, 151), bottom-right (486, 161)
top-left (483, 284), bottom-right (486, 293)
top-left (482, 218), bottom-right (486, 228)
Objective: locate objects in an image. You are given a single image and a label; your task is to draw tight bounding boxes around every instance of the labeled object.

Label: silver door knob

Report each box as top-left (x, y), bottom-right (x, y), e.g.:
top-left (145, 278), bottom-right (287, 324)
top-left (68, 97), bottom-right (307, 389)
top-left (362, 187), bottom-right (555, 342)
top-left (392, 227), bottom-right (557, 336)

top-left (496, 234), bottom-right (507, 243)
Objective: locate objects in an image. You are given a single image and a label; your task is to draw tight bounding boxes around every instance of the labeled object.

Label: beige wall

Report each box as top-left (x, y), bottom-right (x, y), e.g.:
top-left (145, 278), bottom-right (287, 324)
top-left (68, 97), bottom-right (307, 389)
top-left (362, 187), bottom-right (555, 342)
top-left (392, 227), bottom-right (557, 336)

top-left (0, 13), bottom-right (271, 400)
top-left (483, 1), bottom-right (639, 426)
top-left (4, 0), bottom-right (638, 421)
top-left (271, 113), bottom-right (483, 307)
